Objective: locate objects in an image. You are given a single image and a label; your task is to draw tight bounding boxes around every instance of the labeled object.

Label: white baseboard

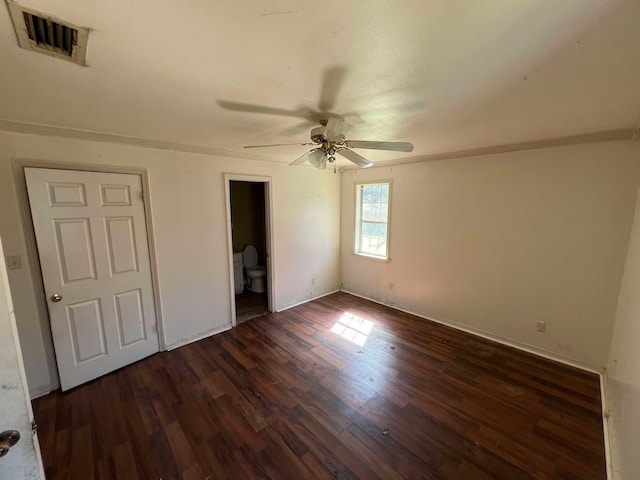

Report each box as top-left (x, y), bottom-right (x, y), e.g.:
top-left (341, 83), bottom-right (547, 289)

top-left (276, 289), bottom-right (340, 313)
top-left (165, 323), bottom-right (232, 351)
top-left (340, 288), bottom-right (601, 374)
top-left (164, 289), bottom-right (340, 350)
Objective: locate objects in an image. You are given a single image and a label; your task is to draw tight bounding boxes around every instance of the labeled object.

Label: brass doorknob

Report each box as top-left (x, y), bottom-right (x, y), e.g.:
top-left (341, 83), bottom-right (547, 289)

top-left (0, 430), bottom-right (20, 458)
top-left (50, 294), bottom-right (62, 303)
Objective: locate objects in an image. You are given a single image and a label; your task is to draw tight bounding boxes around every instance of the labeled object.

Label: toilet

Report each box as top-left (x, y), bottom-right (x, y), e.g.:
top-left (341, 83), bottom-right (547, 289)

top-left (243, 244), bottom-right (266, 293)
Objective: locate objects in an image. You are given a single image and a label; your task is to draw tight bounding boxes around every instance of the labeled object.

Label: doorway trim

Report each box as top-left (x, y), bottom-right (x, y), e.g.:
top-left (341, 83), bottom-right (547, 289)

top-left (11, 158), bottom-right (166, 393)
top-left (224, 173), bottom-right (275, 326)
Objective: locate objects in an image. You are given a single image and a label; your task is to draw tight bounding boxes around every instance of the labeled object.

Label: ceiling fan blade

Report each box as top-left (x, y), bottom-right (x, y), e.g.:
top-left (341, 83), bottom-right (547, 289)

top-left (218, 100), bottom-right (308, 119)
top-left (338, 148), bottom-right (374, 168)
top-left (346, 140), bottom-right (414, 152)
top-left (324, 118), bottom-right (351, 142)
top-left (290, 148), bottom-right (325, 167)
top-left (318, 66), bottom-right (347, 112)
top-left (244, 142), bottom-right (316, 149)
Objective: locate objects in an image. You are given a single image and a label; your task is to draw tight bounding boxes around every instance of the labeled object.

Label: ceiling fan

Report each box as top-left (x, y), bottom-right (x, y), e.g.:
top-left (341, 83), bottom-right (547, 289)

top-left (218, 66), bottom-right (413, 170)
top-left (243, 118), bottom-right (414, 170)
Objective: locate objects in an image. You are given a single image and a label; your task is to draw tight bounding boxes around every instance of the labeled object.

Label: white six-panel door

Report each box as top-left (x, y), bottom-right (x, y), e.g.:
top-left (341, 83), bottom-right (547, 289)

top-left (25, 168), bottom-right (159, 391)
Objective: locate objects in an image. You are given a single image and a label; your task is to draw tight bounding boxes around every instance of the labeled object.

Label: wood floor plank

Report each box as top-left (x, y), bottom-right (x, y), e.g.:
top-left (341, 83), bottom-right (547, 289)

top-left (32, 292), bottom-right (606, 479)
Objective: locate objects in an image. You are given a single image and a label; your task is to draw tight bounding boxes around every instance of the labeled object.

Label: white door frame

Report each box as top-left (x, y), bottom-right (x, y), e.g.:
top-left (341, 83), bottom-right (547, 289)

top-left (224, 174), bottom-right (275, 326)
top-left (11, 159), bottom-right (166, 393)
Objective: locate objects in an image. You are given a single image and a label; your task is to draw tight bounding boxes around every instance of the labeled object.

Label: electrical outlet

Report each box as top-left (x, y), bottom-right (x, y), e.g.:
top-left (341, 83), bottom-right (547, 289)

top-left (6, 255), bottom-right (22, 270)
top-left (388, 282), bottom-right (394, 290)
top-left (536, 321), bottom-right (546, 333)
top-left (311, 278), bottom-right (316, 286)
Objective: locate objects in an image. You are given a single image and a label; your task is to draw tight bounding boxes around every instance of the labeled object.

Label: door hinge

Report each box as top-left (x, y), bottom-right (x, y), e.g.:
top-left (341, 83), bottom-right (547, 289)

top-left (31, 420), bottom-right (37, 434)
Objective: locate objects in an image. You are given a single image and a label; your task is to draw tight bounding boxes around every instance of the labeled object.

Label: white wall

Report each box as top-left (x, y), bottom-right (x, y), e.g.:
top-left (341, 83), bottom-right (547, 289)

top-left (0, 131), bottom-right (341, 396)
top-left (607, 185), bottom-right (640, 480)
top-left (341, 141), bottom-right (640, 369)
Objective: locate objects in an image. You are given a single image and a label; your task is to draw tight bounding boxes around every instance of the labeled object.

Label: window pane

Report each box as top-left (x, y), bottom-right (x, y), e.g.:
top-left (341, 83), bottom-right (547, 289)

top-left (380, 203), bottom-right (388, 222)
top-left (380, 184), bottom-right (389, 202)
top-left (363, 185), bottom-right (373, 203)
top-left (376, 239), bottom-right (387, 256)
top-left (362, 222), bottom-right (375, 236)
top-left (362, 202), bottom-right (372, 221)
top-left (362, 237), bottom-right (372, 253)
top-left (357, 182), bottom-right (390, 258)
top-left (367, 237), bottom-right (377, 254)
top-left (368, 239), bottom-right (376, 255)
top-left (361, 236), bottom-right (370, 252)
top-left (371, 184), bottom-right (381, 202)
top-left (369, 203), bottom-right (379, 221)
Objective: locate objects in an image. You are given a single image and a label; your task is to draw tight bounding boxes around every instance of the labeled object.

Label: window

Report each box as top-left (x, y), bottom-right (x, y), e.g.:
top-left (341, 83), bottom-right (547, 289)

top-left (355, 182), bottom-right (390, 259)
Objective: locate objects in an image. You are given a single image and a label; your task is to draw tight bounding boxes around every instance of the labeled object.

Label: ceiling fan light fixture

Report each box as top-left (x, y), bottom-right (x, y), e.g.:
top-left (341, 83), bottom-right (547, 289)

top-left (309, 153), bottom-right (327, 170)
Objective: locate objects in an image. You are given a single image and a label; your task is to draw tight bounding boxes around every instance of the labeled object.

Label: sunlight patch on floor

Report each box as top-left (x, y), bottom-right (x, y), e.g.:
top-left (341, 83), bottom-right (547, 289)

top-left (330, 312), bottom-right (374, 346)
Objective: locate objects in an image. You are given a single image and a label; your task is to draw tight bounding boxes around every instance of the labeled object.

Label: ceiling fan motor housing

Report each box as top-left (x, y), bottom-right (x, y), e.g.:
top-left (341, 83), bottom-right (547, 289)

top-left (310, 125), bottom-right (346, 145)
top-left (310, 125), bottom-right (327, 143)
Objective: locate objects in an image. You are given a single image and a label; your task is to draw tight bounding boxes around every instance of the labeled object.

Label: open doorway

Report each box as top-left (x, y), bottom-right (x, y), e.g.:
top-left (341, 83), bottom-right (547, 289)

top-left (225, 175), bottom-right (274, 325)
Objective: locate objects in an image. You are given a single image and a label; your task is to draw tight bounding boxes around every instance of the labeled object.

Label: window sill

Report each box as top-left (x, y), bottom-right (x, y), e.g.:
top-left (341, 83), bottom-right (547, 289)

top-left (352, 252), bottom-right (391, 263)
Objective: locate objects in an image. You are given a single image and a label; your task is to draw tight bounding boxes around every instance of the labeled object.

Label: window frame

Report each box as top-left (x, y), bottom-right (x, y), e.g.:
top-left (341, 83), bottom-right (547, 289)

top-left (354, 180), bottom-right (392, 260)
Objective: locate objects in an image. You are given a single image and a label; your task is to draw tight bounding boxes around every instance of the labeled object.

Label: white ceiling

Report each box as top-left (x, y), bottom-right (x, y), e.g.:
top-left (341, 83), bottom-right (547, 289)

top-left (1, 0), bottom-right (639, 166)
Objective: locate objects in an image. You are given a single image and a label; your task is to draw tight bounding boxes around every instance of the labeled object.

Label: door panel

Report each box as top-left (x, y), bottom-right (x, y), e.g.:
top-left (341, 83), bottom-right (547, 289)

top-left (114, 288), bottom-right (147, 346)
top-left (66, 298), bottom-right (108, 363)
top-left (25, 168), bottom-right (159, 391)
top-left (100, 184), bottom-right (131, 206)
top-left (48, 181), bottom-right (87, 206)
top-left (104, 216), bottom-right (139, 274)
top-left (54, 218), bottom-right (97, 283)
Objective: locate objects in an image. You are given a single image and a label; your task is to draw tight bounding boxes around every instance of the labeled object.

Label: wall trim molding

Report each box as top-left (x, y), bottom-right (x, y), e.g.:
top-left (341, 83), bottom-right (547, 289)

top-left (0, 118), bottom-right (270, 162)
top-left (340, 288), bottom-right (602, 374)
top-left (165, 324), bottom-right (232, 351)
top-left (344, 128), bottom-right (638, 170)
top-left (2, 119), bottom-right (636, 170)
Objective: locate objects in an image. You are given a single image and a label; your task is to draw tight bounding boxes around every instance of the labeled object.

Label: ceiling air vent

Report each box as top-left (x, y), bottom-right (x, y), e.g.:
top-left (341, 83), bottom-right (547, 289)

top-left (7, 1), bottom-right (89, 66)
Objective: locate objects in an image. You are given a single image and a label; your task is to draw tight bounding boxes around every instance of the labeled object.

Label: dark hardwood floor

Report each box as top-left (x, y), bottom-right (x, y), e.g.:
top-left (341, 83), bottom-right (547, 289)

top-left (33, 292), bottom-right (606, 479)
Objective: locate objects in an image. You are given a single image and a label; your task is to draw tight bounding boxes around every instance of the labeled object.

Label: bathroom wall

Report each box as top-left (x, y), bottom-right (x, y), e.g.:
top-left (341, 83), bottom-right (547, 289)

top-left (230, 181), bottom-right (266, 264)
